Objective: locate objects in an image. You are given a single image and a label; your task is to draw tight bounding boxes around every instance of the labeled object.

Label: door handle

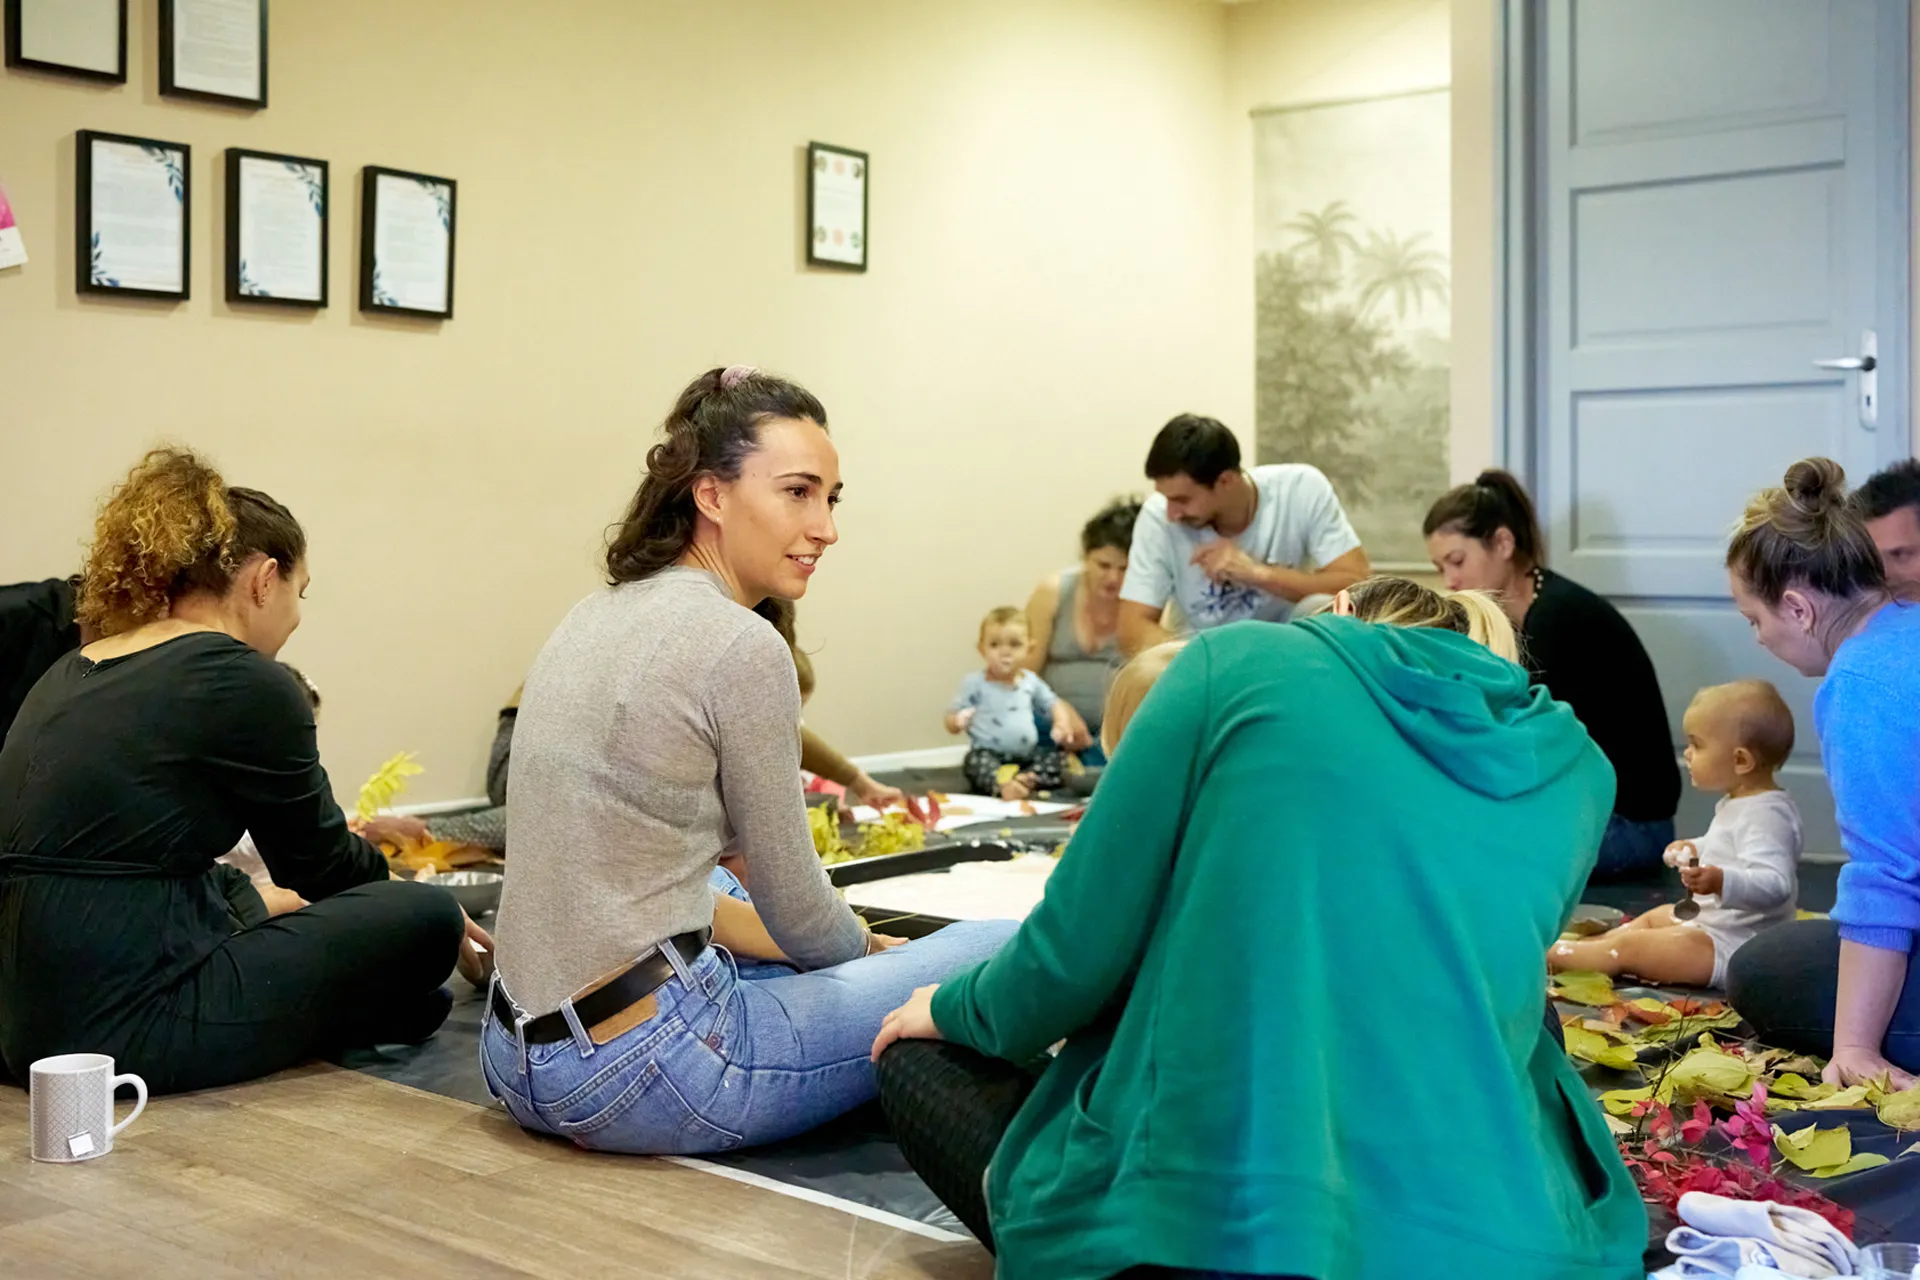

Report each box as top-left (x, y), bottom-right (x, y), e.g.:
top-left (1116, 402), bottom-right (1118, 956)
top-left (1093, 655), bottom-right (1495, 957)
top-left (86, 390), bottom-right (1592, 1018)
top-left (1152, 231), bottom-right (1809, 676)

top-left (1813, 330), bottom-right (1878, 430)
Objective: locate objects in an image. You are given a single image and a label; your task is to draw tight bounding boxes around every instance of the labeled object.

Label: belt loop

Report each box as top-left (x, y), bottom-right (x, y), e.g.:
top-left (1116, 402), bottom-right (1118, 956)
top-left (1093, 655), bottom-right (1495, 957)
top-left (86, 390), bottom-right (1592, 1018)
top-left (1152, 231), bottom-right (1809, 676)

top-left (494, 971), bottom-right (534, 1078)
top-left (658, 932), bottom-right (705, 996)
top-left (558, 998), bottom-right (596, 1057)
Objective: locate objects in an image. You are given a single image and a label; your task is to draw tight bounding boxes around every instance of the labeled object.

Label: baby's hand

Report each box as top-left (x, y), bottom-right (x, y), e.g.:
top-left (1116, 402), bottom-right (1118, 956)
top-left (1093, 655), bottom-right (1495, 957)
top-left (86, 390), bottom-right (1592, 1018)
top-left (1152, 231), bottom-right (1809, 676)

top-left (945, 708), bottom-right (975, 735)
top-left (1679, 863), bottom-right (1724, 897)
top-left (1663, 839), bottom-right (1699, 869)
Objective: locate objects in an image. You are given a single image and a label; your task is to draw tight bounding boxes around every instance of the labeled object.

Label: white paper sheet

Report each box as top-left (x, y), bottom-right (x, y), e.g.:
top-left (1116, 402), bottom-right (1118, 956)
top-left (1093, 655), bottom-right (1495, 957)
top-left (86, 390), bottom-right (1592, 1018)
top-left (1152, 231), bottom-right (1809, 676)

top-left (171, 0), bottom-right (261, 101)
top-left (236, 157), bottom-right (321, 301)
top-left (810, 149), bottom-right (865, 265)
top-left (371, 173), bottom-right (451, 313)
top-left (89, 141), bottom-right (184, 293)
top-left (849, 793), bottom-right (1069, 833)
top-left (848, 853), bottom-right (1058, 922)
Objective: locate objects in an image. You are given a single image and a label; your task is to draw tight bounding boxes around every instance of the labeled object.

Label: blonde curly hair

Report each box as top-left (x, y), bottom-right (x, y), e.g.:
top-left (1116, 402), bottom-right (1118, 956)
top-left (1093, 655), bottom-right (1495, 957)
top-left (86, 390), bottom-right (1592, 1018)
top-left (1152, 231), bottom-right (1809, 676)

top-left (77, 448), bottom-right (304, 637)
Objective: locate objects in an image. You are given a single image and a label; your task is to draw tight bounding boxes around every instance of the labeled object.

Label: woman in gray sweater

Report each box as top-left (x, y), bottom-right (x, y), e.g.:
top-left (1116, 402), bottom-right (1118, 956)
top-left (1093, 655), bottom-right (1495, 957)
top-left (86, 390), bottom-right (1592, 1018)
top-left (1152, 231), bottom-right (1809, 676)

top-left (483, 366), bottom-right (1014, 1154)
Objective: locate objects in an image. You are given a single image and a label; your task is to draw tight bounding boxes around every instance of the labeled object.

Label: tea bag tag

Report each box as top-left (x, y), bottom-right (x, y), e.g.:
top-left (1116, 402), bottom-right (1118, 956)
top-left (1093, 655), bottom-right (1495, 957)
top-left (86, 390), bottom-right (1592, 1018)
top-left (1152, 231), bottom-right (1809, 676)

top-left (67, 1132), bottom-right (95, 1158)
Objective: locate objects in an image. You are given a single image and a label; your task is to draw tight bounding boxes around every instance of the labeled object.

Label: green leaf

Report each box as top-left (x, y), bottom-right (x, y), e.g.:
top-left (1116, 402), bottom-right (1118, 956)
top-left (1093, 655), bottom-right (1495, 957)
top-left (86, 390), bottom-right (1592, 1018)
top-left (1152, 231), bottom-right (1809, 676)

top-left (1549, 970), bottom-right (1617, 1008)
top-left (1807, 1152), bottom-right (1890, 1178)
top-left (1564, 1025), bottom-right (1638, 1070)
top-left (1659, 1046), bottom-right (1754, 1103)
top-left (1876, 1084), bottom-right (1920, 1131)
top-left (1803, 1084), bottom-right (1875, 1111)
top-left (1772, 1123), bottom-right (1867, 1174)
top-left (1599, 1085), bottom-right (1654, 1116)
top-left (1768, 1073), bottom-right (1835, 1101)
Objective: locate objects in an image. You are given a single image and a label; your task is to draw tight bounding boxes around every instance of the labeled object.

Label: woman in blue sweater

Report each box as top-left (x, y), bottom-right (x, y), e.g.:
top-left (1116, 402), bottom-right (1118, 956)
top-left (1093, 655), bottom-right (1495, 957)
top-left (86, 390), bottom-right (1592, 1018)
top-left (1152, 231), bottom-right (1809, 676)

top-left (1725, 458), bottom-right (1920, 1088)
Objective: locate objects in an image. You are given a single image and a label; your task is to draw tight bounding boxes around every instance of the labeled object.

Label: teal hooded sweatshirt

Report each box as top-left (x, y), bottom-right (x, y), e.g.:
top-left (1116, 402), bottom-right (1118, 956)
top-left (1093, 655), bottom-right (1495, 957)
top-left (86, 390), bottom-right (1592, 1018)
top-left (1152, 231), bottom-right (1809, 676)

top-left (930, 617), bottom-right (1647, 1280)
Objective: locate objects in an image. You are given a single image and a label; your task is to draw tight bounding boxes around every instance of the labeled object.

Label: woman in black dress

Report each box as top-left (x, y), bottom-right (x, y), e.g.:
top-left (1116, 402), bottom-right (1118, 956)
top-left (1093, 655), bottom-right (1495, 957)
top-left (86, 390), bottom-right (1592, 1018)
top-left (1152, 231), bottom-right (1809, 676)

top-left (1425, 469), bottom-right (1681, 877)
top-left (0, 448), bottom-right (484, 1093)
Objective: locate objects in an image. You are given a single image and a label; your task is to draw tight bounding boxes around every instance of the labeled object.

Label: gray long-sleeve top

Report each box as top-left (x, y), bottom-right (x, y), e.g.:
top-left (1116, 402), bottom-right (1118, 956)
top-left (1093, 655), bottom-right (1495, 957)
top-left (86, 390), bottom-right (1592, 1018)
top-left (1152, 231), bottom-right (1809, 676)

top-left (492, 567), bottom-right (866, 1015)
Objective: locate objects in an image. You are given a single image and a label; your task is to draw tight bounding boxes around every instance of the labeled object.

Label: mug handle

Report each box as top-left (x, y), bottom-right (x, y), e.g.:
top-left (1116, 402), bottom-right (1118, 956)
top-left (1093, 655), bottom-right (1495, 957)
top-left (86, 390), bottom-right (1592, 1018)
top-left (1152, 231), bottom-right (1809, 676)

top-left (108, 1073), bottom-right (147, 1137)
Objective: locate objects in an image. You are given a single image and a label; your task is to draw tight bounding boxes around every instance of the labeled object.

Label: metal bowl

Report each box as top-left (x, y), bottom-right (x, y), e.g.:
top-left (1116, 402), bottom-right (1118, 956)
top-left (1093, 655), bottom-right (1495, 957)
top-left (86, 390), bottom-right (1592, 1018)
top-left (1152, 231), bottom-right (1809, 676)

top-left (419, 869), bottom-right (503, 918)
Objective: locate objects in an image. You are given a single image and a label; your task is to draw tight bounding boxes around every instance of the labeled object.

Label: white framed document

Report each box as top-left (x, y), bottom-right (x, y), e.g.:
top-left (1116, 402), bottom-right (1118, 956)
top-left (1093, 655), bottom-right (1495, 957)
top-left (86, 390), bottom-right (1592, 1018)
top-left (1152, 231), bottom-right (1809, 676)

top-left (5, 0), bottom-right (126, 82)
top-left (78, 131), bottom-right (190, 300)
top-left (226, 149), bottom-right (325, 306)
top-left (359, 166), bottom-right (455, 320)
top-left (160, 0), bottom-right (266, 108)
top-left (807, 142), bottom-right (867, 272)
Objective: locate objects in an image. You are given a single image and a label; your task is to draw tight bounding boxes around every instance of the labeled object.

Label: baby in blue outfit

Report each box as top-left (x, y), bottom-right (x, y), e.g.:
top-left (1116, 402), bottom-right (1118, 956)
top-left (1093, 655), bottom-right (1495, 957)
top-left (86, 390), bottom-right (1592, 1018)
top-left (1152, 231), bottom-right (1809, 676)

top-left (946, 606), bottom-right (1069, 799)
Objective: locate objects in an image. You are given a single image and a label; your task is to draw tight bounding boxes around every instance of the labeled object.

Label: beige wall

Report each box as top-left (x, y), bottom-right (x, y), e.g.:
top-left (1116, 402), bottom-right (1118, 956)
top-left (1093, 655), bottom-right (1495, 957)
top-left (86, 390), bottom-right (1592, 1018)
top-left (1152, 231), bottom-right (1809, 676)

top-left (0, 0), bottom-right (1241, 802)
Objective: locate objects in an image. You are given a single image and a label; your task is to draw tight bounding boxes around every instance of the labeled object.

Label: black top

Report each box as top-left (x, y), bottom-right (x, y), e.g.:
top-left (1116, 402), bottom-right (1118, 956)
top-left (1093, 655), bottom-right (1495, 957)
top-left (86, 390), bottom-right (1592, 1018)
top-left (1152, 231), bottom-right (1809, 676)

top-left (0, 577), bottom-right (81, 751)
top-left (0, 632), bottom-right (386, 1070)
top-left (1521, 569), bottom-right (1681, 823)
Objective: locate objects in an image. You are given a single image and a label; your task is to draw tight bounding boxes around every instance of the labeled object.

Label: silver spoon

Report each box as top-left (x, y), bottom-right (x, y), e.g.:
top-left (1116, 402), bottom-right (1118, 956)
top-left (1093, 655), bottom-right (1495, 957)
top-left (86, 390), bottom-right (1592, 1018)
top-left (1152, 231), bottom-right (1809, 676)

top-left (1673, 841), bottom-right (1701, 920)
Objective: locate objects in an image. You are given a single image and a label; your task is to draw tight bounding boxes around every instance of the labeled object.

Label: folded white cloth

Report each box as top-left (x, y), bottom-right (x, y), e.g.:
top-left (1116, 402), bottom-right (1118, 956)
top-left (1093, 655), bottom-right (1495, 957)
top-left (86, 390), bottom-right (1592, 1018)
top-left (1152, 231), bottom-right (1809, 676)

top-left (1678, 1193), bottom-right (1859, 1276)
top-left (1664, 1226), bottom-right (1836, 1277)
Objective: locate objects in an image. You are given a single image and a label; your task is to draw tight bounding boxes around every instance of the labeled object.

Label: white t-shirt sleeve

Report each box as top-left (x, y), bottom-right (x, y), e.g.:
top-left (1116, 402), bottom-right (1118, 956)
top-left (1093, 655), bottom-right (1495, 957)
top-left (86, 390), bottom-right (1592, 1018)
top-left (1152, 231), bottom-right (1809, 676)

top-left (1714, 794), bottom-right (1803, 914)
top-left (1120, 499), bottom-right (1179, 610)
top-left (1292, 466), bottom-right (1364, 568)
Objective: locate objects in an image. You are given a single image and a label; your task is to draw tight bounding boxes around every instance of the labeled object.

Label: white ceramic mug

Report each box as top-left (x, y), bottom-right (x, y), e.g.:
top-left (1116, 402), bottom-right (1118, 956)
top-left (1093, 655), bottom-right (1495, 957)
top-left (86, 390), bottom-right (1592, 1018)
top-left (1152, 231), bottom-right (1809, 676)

top-left (29, 1053), bottom-right (147, 1163)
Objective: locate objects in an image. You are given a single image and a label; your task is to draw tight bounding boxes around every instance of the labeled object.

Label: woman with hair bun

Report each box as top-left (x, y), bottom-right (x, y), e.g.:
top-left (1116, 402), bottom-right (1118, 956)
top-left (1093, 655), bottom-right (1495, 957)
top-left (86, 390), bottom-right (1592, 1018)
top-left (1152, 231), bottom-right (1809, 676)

top-left (0, 448), bottom-right (478, 1094)
top-left (483, 366), bottom-right (1013, 1155)
top-left (1020, 496), bottom-right (1143, 762)
top-left (1425, 469), bottom-right (1680, 876)
top-left (1721, 458), bottom-right (1920, 1089)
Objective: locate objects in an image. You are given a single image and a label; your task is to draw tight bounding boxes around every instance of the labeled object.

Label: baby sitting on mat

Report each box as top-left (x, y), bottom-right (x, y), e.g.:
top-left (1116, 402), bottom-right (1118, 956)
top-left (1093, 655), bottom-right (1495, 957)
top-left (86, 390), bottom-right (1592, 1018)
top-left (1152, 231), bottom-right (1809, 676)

top-left (1549, 680), bottom-right (1802, 988)
top-left (946, 606), bottom-right (1071, 800)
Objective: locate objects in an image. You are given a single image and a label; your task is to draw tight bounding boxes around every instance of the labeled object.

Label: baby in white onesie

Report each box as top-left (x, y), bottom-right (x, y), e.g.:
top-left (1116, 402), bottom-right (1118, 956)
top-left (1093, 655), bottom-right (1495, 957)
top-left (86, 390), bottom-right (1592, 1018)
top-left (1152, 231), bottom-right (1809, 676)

top-left (1549, 680), bottom-right (1801, 989)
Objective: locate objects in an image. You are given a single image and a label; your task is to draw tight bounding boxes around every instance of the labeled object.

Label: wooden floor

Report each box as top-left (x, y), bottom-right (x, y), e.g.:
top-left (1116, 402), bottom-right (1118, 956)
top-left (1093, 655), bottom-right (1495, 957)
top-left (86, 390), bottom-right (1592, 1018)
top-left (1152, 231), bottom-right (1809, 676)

top-left (0, 1064), bottom-right (993, 1279)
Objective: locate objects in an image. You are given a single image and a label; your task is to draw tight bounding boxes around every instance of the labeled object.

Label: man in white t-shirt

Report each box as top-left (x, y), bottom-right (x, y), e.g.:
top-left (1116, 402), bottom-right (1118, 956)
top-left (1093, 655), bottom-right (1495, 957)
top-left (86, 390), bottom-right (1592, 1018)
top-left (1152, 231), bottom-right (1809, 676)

top-left (1118, 414), bottom-right (1370, 655)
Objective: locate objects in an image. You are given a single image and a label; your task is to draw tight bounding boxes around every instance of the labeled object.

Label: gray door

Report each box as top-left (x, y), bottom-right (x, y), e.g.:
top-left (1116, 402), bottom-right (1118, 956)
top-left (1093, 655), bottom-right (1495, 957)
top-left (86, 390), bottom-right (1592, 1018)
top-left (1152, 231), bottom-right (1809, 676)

top-left (1530, 0), bottom-right (1909, 853)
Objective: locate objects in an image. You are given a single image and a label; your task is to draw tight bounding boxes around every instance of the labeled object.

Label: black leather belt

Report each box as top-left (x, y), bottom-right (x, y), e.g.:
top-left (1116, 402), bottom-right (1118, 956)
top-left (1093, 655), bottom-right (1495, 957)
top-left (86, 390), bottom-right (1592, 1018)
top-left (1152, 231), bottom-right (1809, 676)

top-left (492, 928), bottom-right (710, 1045)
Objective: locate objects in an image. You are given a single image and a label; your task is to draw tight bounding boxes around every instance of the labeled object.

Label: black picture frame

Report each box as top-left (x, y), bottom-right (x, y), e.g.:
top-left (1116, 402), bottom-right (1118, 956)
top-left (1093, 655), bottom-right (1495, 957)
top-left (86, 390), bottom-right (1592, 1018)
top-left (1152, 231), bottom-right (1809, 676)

top-left (159, 0), bottom-right (267, 108)
top-left (5, 0), bottom-right (127, 83)
top-left (225, 148), bottom-right (327, 308)
top-left (77, 129), bottom-right (191, 301)
top-left (359, 165), bottom-right (457, 320)
top-left (806, 141), bottom-right (868, 272)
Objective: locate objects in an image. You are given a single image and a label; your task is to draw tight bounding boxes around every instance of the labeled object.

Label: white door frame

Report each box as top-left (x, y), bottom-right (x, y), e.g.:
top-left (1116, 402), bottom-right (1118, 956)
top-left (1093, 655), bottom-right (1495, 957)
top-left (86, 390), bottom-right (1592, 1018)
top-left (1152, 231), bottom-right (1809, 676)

top-left (1491, 0), bottom-right (1914, 481)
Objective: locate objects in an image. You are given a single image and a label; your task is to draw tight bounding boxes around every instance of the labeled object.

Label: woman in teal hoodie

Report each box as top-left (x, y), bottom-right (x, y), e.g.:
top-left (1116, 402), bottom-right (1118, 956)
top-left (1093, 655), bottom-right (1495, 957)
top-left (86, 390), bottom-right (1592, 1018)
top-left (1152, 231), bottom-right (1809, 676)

top-left (872, 580), bottom-right (1646, 1280)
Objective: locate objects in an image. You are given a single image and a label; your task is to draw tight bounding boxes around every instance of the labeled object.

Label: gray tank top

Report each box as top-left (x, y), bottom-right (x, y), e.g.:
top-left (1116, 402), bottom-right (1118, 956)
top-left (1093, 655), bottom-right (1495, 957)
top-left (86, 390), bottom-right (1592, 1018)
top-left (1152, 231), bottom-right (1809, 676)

top-left (1045, 567), bottom-right (1122, 732)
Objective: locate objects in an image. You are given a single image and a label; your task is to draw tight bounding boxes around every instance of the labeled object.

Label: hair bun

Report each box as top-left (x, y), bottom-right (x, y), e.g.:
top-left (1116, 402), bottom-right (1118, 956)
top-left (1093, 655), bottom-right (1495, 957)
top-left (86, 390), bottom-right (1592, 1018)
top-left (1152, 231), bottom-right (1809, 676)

top-left (1783, 457), bottom-right (1847, 516)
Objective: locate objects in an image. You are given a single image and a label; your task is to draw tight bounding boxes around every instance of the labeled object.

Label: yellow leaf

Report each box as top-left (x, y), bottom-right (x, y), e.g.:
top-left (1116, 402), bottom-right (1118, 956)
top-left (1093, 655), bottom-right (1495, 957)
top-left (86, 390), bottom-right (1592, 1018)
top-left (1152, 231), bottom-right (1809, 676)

top-left (1565, 1025), bottom-right (1638, 1070)
top-left (1807, 1153), bottom-right (1890, 1179)
top-left (1603, 1113), bottom-right (1634, 1136)
top-left (1803, 1084), bottom-right (1874, 1111)
top-left (1769, 1073), bottom-right (1834, 1101)
top-left (1600, 1085), bottom-right (1654, 1116)
top-left (1877, 1084), bottom-right (1920, 1131)
top-left (355, 751), bottom-right (423, 821)
top-left (1549, 970), bottom-right (1617, 1008)
top-left (1659, 1045), bottom-right (1754, 1103)
top-left (1771, 1123), bottom-right (1856, 1173)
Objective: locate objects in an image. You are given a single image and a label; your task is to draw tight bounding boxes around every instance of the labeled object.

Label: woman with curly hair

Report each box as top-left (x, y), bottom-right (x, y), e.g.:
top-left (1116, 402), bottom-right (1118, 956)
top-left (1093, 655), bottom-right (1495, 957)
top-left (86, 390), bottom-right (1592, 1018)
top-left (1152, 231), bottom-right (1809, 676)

top-left (0, 448), bottom-right (482, 1093)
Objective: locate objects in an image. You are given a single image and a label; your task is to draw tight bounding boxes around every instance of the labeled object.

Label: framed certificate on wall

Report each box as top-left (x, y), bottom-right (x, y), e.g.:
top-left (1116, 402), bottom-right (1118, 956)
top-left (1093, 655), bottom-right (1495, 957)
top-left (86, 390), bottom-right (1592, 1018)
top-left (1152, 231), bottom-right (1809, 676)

top-left (226, 149), bottom-right (326, 306)
top-left (807, 142), bottom-right (867, 272)
top-left (359, 166), bottom-right (456, 319)
top-left (77, 130), bottom-right (190, 300)
top-left (160, 0), bottom-right (267, 108)
top-left (5, 0), bottom-right (127, 83)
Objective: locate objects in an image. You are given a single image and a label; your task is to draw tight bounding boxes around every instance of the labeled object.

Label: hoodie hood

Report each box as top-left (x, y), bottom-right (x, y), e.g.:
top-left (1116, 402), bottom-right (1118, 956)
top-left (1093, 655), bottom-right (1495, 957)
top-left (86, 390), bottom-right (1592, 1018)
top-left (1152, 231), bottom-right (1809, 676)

top-left (1291, 614), bottom-right (1607, 801)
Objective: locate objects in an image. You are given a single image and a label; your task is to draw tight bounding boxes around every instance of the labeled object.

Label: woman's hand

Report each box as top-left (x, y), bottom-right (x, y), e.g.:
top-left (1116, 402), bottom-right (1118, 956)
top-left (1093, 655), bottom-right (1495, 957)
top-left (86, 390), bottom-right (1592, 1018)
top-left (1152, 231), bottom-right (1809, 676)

top-left (866, 930), bottom-right (910, 956)
top-left (351, 813), bottom-right (433, 846)
top-left (871, 984), bottom-right (942, 1061)
top-left (259, 884), bottom-right (307, 916)
top-left (1823, 1044), bottom-right (1917, 1090)
top-left (456, 911), bottom-right (495, 986)
top-left (852, 774), bottom-right (931, 825)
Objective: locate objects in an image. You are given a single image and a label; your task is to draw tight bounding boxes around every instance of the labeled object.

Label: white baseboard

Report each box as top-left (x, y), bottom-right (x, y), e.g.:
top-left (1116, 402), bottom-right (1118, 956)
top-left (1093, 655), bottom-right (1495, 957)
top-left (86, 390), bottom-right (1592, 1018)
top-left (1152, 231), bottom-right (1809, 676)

top-left (392, 797), bottom-right (495, 816)
top-left (847, 744), bottom-right (967, 773)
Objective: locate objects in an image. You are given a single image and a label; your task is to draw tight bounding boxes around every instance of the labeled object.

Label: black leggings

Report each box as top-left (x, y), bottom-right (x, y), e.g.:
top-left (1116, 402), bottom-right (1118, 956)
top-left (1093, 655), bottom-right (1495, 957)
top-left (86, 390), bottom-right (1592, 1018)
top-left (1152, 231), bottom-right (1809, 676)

top-left (876, 1041), bottom-right (1302, 1278)
top-left (113, 879), bottom-right (465, 1094)
top-left (1727, 918), bottom-right (1920, 1073)
top-left (963, 746), bottom-right (1065, 796)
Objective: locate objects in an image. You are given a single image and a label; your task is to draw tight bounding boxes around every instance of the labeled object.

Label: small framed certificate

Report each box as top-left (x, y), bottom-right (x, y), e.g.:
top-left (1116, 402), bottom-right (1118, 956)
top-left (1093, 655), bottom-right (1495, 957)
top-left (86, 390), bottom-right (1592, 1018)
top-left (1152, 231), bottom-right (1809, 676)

top-left (807, 142), bottom-right (867, 272)
top-left (77, 130), bottom-right (190, 300)
top-left (226, 149), bottom-right (326, 307)
top-left (359, 166), bottom-right (456, 320)
top-left (5, 0), bottom-right (127, 83)
top-left (160, 0), bottom-right (267, 108)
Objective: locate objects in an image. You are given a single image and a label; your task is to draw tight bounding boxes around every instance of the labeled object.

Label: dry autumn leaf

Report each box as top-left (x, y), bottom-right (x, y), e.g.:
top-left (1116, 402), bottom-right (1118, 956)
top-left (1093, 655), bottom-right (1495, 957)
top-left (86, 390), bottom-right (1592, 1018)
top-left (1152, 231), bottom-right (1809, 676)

top-left (1550, 970), bottom-right (1617, 1008)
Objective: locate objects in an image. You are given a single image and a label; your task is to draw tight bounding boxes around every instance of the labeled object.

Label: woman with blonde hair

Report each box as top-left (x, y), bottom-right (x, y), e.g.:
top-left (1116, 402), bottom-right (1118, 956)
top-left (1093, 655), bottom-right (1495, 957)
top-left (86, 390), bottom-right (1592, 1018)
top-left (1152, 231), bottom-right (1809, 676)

top-left (0, 448), bottom-right (481, 1093)
top-left (871, 576), bottom-right (1641, 1280)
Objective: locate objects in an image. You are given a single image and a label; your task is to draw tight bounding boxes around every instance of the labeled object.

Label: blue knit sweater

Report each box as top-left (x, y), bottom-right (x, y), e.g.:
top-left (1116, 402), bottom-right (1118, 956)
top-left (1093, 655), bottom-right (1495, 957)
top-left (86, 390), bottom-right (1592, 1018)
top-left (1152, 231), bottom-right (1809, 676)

top-left (1820, 602), bottom-right (1920, 951)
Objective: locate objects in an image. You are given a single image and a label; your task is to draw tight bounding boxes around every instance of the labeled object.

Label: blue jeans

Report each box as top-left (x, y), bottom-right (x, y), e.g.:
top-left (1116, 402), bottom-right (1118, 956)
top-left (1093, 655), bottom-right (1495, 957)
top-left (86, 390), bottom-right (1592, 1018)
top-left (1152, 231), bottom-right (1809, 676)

top-left (480, 867), bottom-right (1016, 1154)
top-left (1590, 813), bottom-right (1674, 879)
